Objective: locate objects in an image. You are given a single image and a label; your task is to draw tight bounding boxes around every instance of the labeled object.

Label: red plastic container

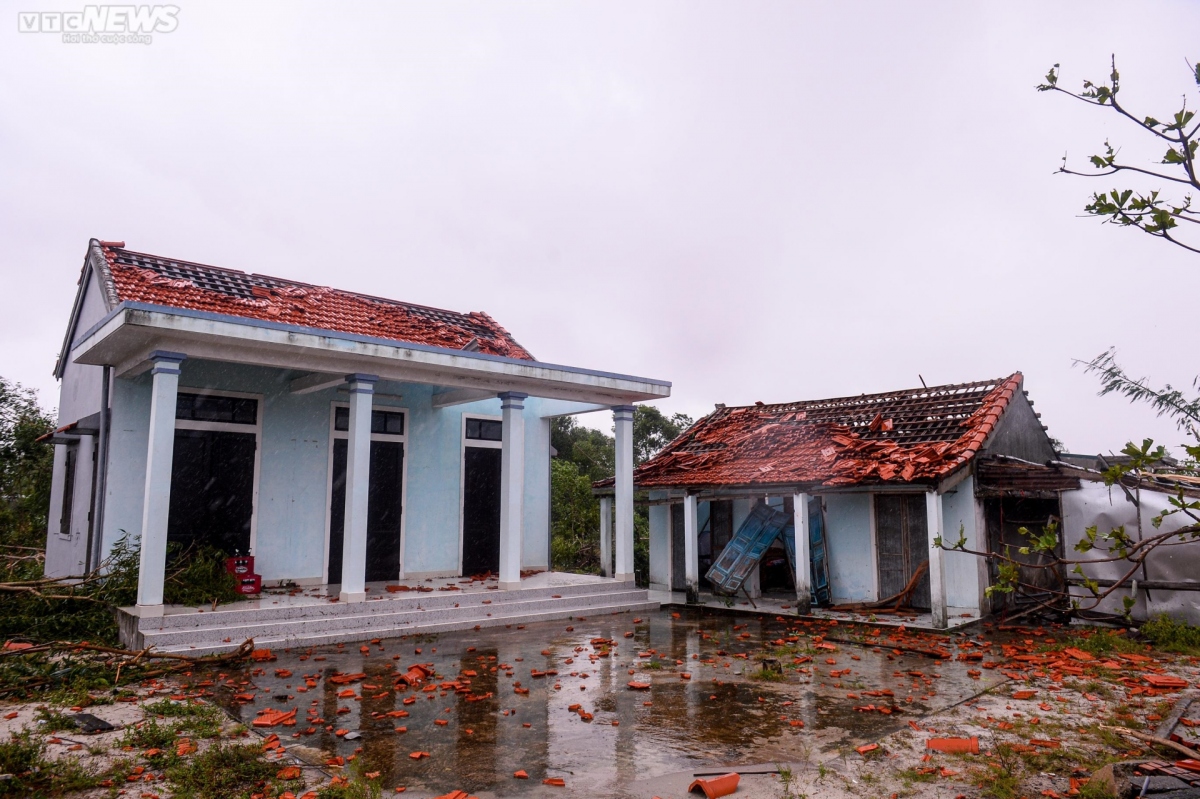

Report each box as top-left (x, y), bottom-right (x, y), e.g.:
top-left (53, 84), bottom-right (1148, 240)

top-left (226, 555), bottom-right (255, 576)
top-left (236, 575), bottom-right (262, 595)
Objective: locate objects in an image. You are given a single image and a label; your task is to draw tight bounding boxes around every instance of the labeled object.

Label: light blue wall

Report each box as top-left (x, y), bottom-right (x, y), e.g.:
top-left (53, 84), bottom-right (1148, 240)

top-left (822, 493), bottom-right (875, 603)
top-left (647, 492), bottom-right (669, 590)
top-left (100, 358), bottom-right (565, 583)
top-left (940, 475), bottom-right (984, 611)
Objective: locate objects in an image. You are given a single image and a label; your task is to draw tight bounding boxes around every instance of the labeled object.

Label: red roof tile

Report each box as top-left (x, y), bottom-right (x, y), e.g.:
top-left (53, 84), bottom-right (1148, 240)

top-left (617, 374), bottom-right (1024, 490)
top-left (93, 241), bottom-right (534, 360)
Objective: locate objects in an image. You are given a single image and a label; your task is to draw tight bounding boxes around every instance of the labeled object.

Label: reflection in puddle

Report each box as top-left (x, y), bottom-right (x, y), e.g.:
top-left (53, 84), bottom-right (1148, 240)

top-left (202, 608), bottom-right (1000, 796)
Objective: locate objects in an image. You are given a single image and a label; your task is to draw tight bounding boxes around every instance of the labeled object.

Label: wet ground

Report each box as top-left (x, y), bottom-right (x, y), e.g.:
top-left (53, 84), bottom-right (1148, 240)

top-left (200, 607), bottom-right (1003, 797)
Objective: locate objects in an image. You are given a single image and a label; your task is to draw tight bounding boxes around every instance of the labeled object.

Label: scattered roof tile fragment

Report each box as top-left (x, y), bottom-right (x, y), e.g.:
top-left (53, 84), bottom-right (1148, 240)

top-left (92, 241), bottom-right (534, 360)
top-left (611, 374), bottom-right (1023, 490)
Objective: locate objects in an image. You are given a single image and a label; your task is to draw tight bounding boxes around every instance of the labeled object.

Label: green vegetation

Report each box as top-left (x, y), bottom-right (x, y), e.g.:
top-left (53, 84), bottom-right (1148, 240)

top-left (1059, 628), bottom-right (1144, 657)
top-left (1, 533), bottom-right (243, 647)
top-left (315, 761), bottom-right (385, 799)
top-left (0, 377), bottom-right (55, 552)
top-left (749, 665), bottom-right (787, 682)
top-left (165, 741), bottom-right (300, 799)
top-left (0, 731), bottom-right (102, 798)
top-left (1141, 613), bottom-right (1200, 654)
top-left (0, 376), bottom-right (245, 652)
top-left (549, 406), bottom-right (693, 585)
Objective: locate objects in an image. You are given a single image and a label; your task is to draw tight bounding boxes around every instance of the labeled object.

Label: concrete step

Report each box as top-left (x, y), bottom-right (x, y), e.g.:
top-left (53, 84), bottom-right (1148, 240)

top-left (140, 578), bottom-right (633, 632)
top-left (138, 589), bottom-right (653, 649)
top-left (151, 599), bottom-right (662, 656)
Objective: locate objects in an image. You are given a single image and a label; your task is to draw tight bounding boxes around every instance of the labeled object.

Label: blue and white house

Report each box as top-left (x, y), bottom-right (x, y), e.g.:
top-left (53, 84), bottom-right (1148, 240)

top-left (45, 240), bottom-right (669, 651)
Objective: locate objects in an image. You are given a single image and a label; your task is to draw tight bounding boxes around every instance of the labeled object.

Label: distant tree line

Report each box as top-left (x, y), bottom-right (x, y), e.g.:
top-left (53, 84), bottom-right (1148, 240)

top-left (0, 378), bottom-right (55, 551)
top-left (549, 406), bottom-right (693, 584)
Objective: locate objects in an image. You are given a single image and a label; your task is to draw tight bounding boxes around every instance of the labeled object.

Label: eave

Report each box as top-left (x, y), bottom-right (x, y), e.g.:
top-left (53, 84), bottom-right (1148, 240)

top-left (70, 302), bottom-right (671, 406)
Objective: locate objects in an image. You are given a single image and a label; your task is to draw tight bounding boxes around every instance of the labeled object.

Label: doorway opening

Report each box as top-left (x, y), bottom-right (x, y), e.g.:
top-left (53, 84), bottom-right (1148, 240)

top-left (461, 416), bottom-right (503, 576)
top-left (874, 493), bottom-right (931, 609)
top-left (168, 391), bottom-right (260, 557)
top-left (326, 406), bottom-right (406, 585)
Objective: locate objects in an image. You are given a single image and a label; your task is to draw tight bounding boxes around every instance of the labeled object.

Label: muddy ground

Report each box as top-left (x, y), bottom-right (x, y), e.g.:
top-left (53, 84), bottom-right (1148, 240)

top-left (2, 606), bottom-right (1198, 799)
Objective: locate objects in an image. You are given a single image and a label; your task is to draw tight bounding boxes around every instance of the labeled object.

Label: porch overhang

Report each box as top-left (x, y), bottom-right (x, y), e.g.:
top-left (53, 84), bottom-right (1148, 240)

top-left (71, 302), bottom-right (671, 405)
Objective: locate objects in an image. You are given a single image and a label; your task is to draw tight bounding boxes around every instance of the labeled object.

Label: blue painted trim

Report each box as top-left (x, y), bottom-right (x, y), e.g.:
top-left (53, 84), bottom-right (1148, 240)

top-left (148, 350), bottom-right (187, 363)
top-left (348, 388), bottom-right (374, 395)
top-left (74, 302), bottom-right (672, 388)
top-left (611, 404), bottom-right (636, 414)
top-left (345, 373), bottom-right (379, 384)
top-left (497, 391), bottom-right (529, 401)
top-left (150, 366), bottom-right (181, 376)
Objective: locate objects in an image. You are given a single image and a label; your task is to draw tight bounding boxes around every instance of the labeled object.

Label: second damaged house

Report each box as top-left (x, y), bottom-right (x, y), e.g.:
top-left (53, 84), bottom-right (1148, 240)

top-left (597, 374), bottom-right (1060, 628)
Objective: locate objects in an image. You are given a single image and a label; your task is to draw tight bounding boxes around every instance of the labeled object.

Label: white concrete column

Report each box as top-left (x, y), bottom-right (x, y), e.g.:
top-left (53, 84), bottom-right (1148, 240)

top-left (683, 493), bottom-right (699, 600)
top-left (612, 405), bottom-right (636, 583)
top-left (599, 497), bottom-right (612, 578)
top-left (926, 489), bottom-right (948, 629)
top-left (135, 351), bottom-right (186, 613)
top-left (339, 373), bottom-right (378, 603)
top-left (498, 392), bottom-right (528, 589)
top-left (793, 492), bottom-right (811, 614)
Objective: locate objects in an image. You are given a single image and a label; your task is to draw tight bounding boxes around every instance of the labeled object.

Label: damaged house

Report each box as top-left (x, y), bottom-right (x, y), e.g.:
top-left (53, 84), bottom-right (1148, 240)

top-left (600, 374), bottom-right (1061, 628)
top-left (43, 239), bottom-right (670, 651)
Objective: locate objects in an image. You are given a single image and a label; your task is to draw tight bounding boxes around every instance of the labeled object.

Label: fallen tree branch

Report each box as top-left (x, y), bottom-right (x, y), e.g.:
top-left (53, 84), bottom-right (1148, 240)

top-left (1099, 724), bottom-right (1199, 759)
top-left (831, 560), bottom-right (928, 612)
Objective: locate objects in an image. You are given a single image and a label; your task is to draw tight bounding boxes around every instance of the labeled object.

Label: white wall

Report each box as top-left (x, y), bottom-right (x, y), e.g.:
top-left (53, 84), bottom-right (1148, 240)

top-left (823, 493), bottom-right (875, 603)
top-left (97, 358), bottom-right (564, 584)
top-left (940, 475), bottom-right (986, 612)
top-left (647, 491), bottom-right (669, 591)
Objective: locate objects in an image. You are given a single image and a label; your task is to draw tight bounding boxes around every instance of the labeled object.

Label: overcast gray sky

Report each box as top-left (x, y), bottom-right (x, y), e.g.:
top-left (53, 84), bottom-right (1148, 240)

top-left (2, 1), bottom-right (1197, 455)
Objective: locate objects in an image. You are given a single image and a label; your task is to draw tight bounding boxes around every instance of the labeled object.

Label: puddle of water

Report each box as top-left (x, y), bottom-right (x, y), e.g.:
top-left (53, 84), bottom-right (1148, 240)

top-left (196, 608), bottom-right (1002, 797)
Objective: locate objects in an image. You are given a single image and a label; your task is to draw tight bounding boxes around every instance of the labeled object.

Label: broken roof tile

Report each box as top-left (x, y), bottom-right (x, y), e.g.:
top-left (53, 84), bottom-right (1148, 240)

top-left (605, 374), bottom-right (1024, 490)
top-left (92, 241), bottom-right (534, 360)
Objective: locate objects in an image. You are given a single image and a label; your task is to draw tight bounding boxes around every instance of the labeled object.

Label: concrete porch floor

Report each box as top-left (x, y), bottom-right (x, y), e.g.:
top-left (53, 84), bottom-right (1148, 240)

top-left (121, 571), bottom-right (657, 653)
top-left (151, 570), bottom-right (624, 619)
top-left (649, 588), bottom-right (982, 631)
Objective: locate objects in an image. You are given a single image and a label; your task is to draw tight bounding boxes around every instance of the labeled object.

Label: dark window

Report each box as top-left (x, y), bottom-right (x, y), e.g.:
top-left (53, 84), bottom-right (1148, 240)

top-left (176, 393), bottom-right (257, 425)
top-left (465, 418), bottom-right (502, 442)
top-left (334, 407), bottom-right (405, 435)
top-left (60, 447), bottom-right (76, 536)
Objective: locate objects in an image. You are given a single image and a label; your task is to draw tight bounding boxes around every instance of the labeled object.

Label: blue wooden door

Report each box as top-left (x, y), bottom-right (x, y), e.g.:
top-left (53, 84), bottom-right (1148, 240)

top-left (779, 497), bottom-right (831, 606)
top-left (705, 501), bottom-right (790, 594)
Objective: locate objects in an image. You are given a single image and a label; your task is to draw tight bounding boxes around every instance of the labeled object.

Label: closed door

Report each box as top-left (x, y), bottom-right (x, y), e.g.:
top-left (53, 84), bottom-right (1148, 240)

top-left (670, 504), bottom-right (686, 590)
top-left (461, 447), bottom-right (502, 575)
top-left (874, 494), bottom-right (931, 609)
top-left (327, 439), bottom-right (405, 584)
top-left (168, 429), bottom-right (256, 555)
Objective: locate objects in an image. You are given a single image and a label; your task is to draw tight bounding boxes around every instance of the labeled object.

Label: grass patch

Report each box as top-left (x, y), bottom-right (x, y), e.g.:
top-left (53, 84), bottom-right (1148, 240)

top-left (1060, 628), bottom-right (1143, 657)
top-left (141, 699), bottom-right (225, 739)
top-left (33, 707), bottom-right (78, 733)
top-left (165, 741), bottom-right (297, 799)
top-left (748, 666), bottom-right (787, 682)
top-left (316, 762), bottom-right (385, 799)
top-left (898, 767), bottom-right (937, 786)
top-left (121, 717), bottom-right (182, 751)
top-left (1141, 614), bottom-right (1200, 655)
top-left (0, 731), bottom-right (101, 798)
